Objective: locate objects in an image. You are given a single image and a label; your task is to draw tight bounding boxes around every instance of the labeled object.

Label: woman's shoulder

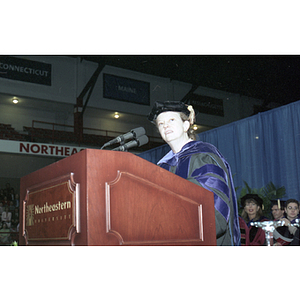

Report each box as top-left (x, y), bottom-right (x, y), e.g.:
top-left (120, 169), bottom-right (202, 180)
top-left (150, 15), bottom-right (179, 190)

top-left (182, 141), bottom-right (226, 166)
top-left (180, 141), bottom-right (221, 157)
top-left (185, 140), bottom-right (217, 151)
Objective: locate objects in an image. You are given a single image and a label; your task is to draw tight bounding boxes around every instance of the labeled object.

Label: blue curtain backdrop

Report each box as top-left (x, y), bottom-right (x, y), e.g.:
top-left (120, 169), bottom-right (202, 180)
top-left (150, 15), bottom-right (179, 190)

top-left (139, 100), bottom-right (300, 200)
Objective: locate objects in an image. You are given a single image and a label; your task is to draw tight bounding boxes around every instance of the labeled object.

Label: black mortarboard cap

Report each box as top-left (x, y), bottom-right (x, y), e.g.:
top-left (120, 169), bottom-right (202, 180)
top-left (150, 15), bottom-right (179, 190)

top-left (270, 199), bottom-right (286, 210)
top-left (241, 194), bottom-right (263, 208)
top-left (148, 101), bottom-right (191, 122)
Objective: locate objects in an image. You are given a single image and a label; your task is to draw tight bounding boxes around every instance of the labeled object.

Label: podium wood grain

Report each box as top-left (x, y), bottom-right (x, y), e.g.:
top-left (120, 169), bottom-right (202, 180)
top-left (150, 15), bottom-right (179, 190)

top-left (19, 149), bottom-right (216, 246)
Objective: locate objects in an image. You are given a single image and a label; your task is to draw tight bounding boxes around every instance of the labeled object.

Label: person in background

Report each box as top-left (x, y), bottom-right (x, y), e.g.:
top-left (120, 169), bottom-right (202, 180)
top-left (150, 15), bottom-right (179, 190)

top-left (9, 200), bottom-right (15, 212)
top-left (0, 202), bottom-right (4, 215)
top-left (10, 217), bottom-right (19, 231)
top-left (2, 206), bottom-right (12, 228)
top-left (9, 188), bottom-right (15, 202)
top-left (273, 199), bottom-right (300, 246)
top-left (5, 183), bottom-right (11, 200)
top-left (271, 199), bottom-right (285, 221)
top-left (238, 216), bottom-right (250, 246)
top-left (12, 207), bottom-right (19, 221)
top-left (2, 196), bottom-right (8, 207)
top-left (148, 101), bottom-right (240, 246)
top-left (240, 194), bottom-right (269, 246)
top-left (0, 222), bottom-right (10, 244)
top-left (14, 193), bottom-right (20, 208)
top-left (0, 189), bottom-right (4, 201)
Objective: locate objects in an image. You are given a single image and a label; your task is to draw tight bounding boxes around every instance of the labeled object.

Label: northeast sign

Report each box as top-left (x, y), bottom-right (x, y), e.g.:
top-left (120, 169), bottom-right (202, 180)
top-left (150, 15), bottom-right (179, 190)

top-left (0, 139), bottom-right (85, 157)
top-left (0, 56), bottom-right (52, 86)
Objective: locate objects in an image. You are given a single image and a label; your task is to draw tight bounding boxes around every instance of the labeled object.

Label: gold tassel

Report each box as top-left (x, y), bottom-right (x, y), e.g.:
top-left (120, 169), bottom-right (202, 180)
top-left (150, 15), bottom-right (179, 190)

top-left (187, 105), bottom-right (195, 124)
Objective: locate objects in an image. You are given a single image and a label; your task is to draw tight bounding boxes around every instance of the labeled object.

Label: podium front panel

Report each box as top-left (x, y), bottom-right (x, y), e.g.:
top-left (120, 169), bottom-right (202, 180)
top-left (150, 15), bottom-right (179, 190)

top-left (19, 149), bottom-right (216, 246)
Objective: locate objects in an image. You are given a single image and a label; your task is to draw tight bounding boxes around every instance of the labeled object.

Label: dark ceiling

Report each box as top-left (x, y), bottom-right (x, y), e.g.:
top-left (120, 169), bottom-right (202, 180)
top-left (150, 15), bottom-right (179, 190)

top-left (75, 55), bottom-right (300, 110)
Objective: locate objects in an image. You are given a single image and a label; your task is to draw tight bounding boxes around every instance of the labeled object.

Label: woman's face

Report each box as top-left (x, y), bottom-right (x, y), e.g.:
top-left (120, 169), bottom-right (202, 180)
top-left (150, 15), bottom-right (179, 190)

top-left (156, 111), bottom-right (189, 144)
top-left (244, 200), bottom-right (259, 219)
top-left (285, 202), bottom-right (299, 220)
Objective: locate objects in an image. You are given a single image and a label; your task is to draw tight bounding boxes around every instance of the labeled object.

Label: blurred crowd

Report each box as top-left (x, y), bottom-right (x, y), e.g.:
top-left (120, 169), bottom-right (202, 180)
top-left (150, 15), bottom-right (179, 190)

top-left (0, 183), bottom-right (19, 245)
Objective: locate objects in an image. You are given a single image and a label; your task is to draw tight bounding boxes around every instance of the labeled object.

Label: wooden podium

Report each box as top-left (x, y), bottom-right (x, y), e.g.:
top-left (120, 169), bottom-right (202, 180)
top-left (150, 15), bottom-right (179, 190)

top-left (19, 149), bottom-right (216, 246)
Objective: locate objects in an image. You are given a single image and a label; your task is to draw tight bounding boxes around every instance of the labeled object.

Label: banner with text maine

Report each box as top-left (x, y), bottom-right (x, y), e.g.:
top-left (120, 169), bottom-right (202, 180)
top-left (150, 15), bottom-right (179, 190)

top-left (103, 73), bottom-right (150, 105)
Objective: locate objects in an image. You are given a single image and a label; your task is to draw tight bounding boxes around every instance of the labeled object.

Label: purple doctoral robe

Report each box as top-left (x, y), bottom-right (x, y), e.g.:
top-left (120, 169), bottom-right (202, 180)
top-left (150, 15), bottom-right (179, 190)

top-left (157, 140), bottom-right (241, 246)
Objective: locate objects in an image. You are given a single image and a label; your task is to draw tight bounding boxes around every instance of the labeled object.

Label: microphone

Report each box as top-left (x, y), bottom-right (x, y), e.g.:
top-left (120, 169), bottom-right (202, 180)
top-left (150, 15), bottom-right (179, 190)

top-left (101, 127), bottom-right (146, 149)
top-left (112, 135), bottom-right (149, 151)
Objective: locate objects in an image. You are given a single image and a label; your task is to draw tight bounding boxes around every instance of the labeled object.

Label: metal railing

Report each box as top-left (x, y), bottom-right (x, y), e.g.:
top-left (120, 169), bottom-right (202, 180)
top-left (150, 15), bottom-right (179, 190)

top-left (28, 120), bottom-right (164, 149)
top-left (31, 120), bottom-right (123, 140)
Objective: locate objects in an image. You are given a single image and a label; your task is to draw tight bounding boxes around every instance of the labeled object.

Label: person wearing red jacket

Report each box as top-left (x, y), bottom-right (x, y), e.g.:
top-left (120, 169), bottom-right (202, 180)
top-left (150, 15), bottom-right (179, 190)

top-left (240, 194), bottom-right (269, 246)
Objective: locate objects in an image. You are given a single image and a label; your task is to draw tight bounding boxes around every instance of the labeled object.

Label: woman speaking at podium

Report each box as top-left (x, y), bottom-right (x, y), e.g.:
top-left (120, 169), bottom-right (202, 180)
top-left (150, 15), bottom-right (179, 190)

top-left (148, 101), bottom-right (240, 246)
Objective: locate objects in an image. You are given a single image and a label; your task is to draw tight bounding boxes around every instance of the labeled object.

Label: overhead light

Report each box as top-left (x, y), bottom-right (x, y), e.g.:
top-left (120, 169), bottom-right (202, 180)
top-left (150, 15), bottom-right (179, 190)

top-left (114, 112), bottom-right (120, 119)
top-left (12, 97), bottom-right (19, 104)
top-left (193, 124), bottom-right (198, 131)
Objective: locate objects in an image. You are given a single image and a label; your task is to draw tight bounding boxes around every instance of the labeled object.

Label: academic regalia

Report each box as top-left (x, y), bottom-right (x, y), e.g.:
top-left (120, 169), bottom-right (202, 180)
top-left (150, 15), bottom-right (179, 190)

top-left (240, 194), bottom-right (269, 246)
top-left (239, 216), bottom-right (250, 246)
top-left (273, 218), bottom-right (300, 246)
top-left (246, 216), bottom-right (269, 246)
top-left (157, 140), bottom-right (241, 246)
